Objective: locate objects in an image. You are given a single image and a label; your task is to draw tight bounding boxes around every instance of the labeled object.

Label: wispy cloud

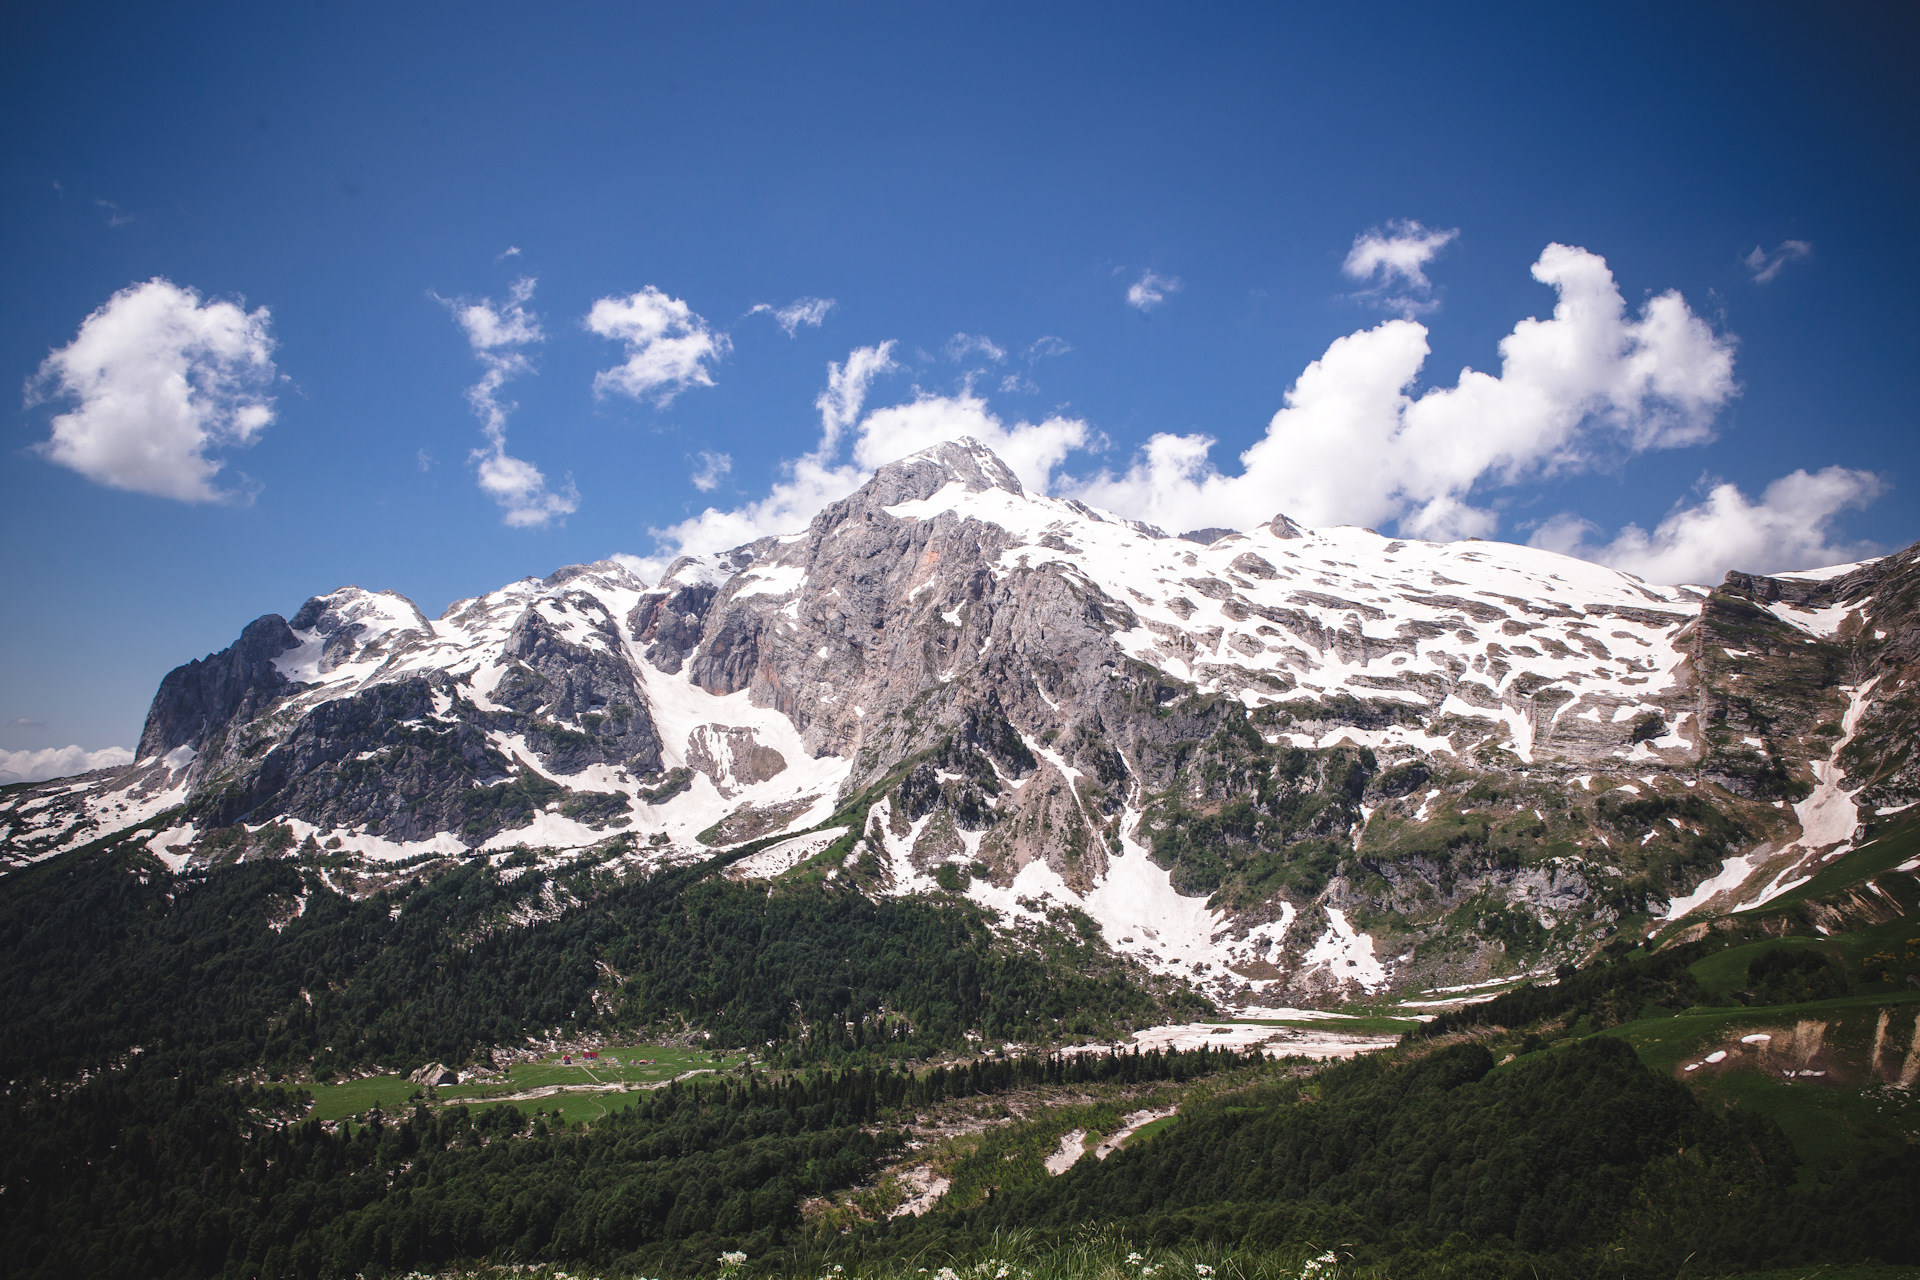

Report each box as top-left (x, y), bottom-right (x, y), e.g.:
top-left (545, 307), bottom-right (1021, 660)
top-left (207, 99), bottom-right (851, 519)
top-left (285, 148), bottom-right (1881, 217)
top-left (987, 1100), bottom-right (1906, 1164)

top-left (1343, 219), bottom-right (1459, 316)
top-left (751, 296), bottom-right (835, 336)
top-left (587, 286), bottom-right (729, 404)
top-left (95, 198), bottom-right (137, 228)
top-left (690, 450), bottom-right (732, 491)
top-left (999, 334), bottom-right (1072, 391)
top-left (27, 278), bottom-right (276, 503)
top-left (1125, 270), bottom-right (1182, 312)
top-left (1743, 240), bottom-right (1812, 284)
top-left (946, 333), bottom-right (1007, 363)
top-left (7, 718), bottom-right (50, 731)
top-left (442, 277), bottom-right (579, 528)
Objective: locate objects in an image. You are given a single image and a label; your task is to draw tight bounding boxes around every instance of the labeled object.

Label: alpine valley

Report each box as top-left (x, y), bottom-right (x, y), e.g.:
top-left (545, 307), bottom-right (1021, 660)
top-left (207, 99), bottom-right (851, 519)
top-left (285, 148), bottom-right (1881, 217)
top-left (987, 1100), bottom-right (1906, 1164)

top-left (5, 440), bottom-right (1919, 1280)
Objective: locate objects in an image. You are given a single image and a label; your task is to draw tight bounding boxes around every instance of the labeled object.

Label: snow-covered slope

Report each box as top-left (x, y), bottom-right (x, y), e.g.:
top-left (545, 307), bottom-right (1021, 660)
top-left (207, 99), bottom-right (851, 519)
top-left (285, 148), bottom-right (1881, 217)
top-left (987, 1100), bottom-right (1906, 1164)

top-left (6, 439), bottom-right (1916, 1006)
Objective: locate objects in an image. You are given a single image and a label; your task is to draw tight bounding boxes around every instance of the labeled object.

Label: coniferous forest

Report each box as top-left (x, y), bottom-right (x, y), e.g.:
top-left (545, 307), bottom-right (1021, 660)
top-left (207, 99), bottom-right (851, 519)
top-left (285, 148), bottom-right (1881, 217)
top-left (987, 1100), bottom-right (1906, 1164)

top-left (5, 819), bottom-right (1920, 1280)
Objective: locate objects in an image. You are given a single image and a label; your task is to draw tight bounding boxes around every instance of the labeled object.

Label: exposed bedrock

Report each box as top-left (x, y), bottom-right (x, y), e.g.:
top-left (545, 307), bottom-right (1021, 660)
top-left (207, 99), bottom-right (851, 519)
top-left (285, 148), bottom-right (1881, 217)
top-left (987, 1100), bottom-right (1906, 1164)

top-left (136, 614), bottom-right (299, 760)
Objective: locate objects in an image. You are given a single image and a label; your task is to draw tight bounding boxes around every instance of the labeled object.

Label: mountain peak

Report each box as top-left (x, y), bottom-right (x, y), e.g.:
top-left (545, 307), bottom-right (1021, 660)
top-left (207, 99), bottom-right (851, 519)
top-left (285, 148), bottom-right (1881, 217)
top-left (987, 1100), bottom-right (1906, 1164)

top-left (863, 437), bottom-right (1026, 507)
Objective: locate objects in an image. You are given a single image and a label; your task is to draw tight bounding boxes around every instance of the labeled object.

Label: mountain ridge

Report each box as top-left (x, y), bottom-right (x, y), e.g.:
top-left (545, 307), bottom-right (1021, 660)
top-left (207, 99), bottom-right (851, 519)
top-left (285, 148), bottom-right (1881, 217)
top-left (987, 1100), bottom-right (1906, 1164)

top-left (4, 437), bottom-right (1916, 1008)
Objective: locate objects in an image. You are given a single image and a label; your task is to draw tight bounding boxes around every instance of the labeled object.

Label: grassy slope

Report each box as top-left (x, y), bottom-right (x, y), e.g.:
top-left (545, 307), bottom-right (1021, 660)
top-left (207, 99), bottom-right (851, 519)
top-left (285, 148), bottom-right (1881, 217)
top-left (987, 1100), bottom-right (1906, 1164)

top-left (1585, 991), bottom-right (1920, 1169)
top-left (1552, 806), bottom-right (1920, 1172)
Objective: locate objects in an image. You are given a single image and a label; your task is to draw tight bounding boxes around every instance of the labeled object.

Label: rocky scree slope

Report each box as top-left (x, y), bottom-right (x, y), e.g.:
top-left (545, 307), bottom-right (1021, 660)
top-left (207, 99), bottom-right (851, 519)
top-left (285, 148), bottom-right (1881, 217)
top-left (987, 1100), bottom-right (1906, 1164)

top-left (4, 439), bottom-right (1916, 1007)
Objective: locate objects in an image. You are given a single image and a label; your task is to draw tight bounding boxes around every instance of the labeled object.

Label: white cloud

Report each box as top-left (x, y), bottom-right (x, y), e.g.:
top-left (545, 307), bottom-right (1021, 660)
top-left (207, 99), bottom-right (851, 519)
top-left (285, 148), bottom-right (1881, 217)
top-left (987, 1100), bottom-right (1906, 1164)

top-left (0, 744), bottom-right (134, 786)
top-left (620, 342), bottom-right (1089, 582)
top-left (946, 333), bottom-right (1007, 363)
top-left (1027, 335), bottom-right (1072, 361)
top-left (1343, 219), bottom-right (1459, 315)
top-left (625, 454), bottom-right (865, 585)
top-left (1064, 243), bottom-right (1738, 541)
top-left (587, 286), bottom-right (729, 404)
top-left (814, 342), bottom-right (900, 456)
top-left (618, 343), bottom-right (901, 580)
top-left (7, 718), bottom-right (50, 731)
top-left (690, 451), bottom-right (732, 491)
top-left (1744, 240), bottom-right (1812, 284)
top-left (852, 391), bottom-right (1087, 492)
top-left (444, 278), bottom-right (579, 528)
top-left (1126, 270), bottom-right (1182, 311)
top-left (752, 297), bottom-right (835, 336)
top-left (612, 237), bottom-right (1870, 593)
top-left (1530, 467), bottom-right (1884, 585)
top-left (28, 278), bottom-right (277, 502)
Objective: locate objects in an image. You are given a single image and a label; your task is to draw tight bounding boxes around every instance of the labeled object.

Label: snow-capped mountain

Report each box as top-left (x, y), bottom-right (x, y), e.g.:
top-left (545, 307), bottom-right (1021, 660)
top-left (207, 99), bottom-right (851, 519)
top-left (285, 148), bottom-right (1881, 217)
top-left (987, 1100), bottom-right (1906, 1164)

top-left (5, 439), bottom-right (1916, 1004)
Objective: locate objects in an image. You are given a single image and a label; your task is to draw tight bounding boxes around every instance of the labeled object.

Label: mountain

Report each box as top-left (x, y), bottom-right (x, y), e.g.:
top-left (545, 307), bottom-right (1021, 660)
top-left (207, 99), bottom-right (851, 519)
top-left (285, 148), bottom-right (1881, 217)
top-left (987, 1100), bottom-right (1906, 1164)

top-left (4, 438), bottom-right (1917, 1007)
top-left (7, 438), bottom-right (1920, 1280)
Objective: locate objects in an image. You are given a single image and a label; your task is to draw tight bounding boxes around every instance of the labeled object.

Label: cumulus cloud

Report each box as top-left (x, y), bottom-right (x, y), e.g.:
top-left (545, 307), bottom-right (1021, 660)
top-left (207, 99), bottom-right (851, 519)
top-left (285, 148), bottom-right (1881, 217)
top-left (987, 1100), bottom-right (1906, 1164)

top-left (612, 236), bottom-right (1867, 591)
top-left (1530, 467), bottom-right (1884, 585)
top-left (851, 392), bottom-right (1087, 490)
top-left (690, 451), bottom-right (732, 491)
top-left (1343, 219), bottom-right (1459, 315)
top-left (751, 296), bottom-right (835, 336)
top-left (588, 286), bottom-right (729, 404)
top-left (28, 278), bottom-right (277, 502)
top-left (0, 744), bottom-right (134, 786)
top-left (1126, 270), bottom-right (1182, 311)
top-left (1744, 240), bottom-right (1812, 284)
top-left (619, 342), bottom-right (1090, 582)
top-left (444, 278), bottom-right (579, 528)
top-left (1064, 242), bottom-right (1738, 542)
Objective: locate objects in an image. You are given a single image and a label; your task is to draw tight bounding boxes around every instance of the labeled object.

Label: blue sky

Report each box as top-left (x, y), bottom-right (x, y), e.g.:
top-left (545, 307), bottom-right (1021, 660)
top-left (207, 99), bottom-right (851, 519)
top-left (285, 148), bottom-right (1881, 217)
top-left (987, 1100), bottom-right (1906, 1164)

top-left (3, 1), bottom-right (1915, 771)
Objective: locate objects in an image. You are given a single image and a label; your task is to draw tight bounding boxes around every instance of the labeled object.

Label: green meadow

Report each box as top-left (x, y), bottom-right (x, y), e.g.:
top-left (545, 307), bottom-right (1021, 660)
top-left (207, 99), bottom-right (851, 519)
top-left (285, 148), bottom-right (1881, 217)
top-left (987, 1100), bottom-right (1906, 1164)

top-left (306, 1042), bottom-right (728, 1124)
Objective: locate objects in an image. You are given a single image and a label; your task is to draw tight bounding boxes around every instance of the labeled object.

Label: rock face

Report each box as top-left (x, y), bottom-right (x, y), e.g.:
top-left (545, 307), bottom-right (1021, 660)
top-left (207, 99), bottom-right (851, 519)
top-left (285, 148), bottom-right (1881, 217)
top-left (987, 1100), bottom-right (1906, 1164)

top-left (136, 614), bottom-right (300, 762)
top-left (5, 438), bottom-right (1917, 1007)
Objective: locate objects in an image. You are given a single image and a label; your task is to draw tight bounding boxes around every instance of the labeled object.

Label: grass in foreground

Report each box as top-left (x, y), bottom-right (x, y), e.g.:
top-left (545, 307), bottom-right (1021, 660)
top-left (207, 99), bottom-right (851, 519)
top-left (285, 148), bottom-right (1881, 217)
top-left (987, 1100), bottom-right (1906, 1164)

top-left (238, 1238), bottom-right (1920, 1280)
